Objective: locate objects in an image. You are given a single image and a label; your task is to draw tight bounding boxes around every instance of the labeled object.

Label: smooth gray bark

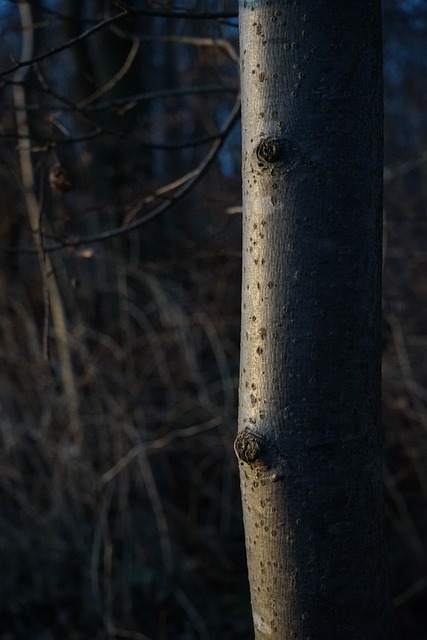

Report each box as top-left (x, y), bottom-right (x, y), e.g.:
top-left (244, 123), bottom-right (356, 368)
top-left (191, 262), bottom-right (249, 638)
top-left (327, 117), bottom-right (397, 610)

top-left (235, 2), bottom-right (390, 639)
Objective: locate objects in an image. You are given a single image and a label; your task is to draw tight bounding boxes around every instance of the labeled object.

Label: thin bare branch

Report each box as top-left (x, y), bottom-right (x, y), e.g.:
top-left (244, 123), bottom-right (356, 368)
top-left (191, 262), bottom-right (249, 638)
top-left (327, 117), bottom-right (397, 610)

top-left (2, 10), bottom-right (128, 78)
top-left (2, 83), bottom-right (236, 112)
top-left (109, 30), bottom-right (240, 64)
top-left (77, 38), bottom-right (140, 109)
top-left (13, 0), bottom-right (83, 445)
top-left (2, 74), bottom-right (237, 150)
top-left (108, 626), bottom-right (155, 640)
top-left (112, 1), bottom-right (238, 21)
top-left (101, 417), bottom-right (221, 483)
top-left (1, 95), bottom-right (240, 254)
top-left (1, 5), bottom-right (238, 80)
top-left (150, 35), bottom-right (239, 63)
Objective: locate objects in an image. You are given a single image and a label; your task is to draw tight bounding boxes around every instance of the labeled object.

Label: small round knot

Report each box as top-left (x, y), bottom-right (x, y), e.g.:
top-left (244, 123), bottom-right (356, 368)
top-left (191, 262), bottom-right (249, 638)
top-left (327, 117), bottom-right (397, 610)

top-left (256, 138), bottom-right (281, 165)
top-left (234, 428), bottom-right (261, 464)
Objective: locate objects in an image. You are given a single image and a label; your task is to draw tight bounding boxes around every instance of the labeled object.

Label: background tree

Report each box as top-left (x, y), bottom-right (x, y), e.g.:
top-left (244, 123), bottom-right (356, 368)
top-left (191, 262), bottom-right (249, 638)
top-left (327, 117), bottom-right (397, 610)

top-left (235, 1), bottom-right (390, 638)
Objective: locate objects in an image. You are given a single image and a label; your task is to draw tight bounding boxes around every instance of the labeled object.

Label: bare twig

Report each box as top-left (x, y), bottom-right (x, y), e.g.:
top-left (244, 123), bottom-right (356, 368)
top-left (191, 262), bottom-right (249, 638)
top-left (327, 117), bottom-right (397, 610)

top-left (63, 96), bottom-right (240, 244)
top-left (394, 575), bottom-right (427, 607)
top-left (13, 1), bottom-right (82, 445)
top-left (1, 5), bottom-right (238, 80)
top-left (1, 96), bottom-right (241, 254)
top-left (77, 38), bottom-right (140, 109)
top-left (101, 417), bottom-right (221, 483)
top-left (389, 313), bottom-right (427, 441)
top-left (108, 626), bottom-right (155, 640)
top-left (2, 82), bottom-right (236, 113)
top-left (1, 10), bottom-right (128, 79)
top-left (109, 31), bottom-right (239, 64)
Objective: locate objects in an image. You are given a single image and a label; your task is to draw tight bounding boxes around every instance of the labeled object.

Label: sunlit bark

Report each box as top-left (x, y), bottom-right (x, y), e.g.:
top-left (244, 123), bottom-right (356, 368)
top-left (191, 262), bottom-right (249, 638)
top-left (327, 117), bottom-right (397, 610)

top-left (236, 3), bottom-right (391, 638)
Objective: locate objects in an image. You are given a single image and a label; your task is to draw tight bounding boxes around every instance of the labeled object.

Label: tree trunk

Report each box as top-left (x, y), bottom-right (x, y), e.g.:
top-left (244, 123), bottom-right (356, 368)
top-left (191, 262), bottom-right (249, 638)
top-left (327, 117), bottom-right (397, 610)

top-left (235, 2), bottom-right (390, 639)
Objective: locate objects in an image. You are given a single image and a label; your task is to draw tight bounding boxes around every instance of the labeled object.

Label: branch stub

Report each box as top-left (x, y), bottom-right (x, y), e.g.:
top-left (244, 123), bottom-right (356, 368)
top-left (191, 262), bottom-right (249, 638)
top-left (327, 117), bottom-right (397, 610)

top-left (234, 428), bottom-right (262, 464)
top-left (256, 137), bottom-right (281, 165)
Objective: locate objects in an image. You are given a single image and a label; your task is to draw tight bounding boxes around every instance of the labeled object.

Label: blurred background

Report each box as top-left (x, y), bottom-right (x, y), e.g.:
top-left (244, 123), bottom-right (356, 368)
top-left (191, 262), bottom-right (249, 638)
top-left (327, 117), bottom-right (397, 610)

top-left (0, 1), bottom-right (425, 638)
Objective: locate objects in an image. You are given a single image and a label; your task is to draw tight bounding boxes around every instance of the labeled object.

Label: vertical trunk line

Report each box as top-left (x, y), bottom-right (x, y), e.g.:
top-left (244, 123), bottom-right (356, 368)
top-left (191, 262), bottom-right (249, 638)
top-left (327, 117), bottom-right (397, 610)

top-left (236, 2), bottom-right (390, 638)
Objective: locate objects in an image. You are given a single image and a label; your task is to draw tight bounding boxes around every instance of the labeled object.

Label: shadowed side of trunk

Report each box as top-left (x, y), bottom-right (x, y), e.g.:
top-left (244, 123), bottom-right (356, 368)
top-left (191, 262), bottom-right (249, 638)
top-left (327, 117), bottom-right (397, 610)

top-left (236, 2), bottom-right (391, 638)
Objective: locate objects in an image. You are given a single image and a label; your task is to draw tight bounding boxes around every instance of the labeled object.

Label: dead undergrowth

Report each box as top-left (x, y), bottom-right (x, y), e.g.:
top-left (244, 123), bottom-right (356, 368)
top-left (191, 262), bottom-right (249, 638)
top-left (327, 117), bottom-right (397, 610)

top-left (0, 175), bottom-right (426, 640)
top-left (0, 242), bottom-right (250, 640)
top-left (383, 172), bottom-right (427, 638)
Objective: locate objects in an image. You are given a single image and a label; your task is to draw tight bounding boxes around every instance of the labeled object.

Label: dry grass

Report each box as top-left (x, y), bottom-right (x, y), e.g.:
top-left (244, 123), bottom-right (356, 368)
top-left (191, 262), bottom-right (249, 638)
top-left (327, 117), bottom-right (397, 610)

top-left (383, 174), bottom-right (427, 637)
top-left (0, 239), bottom-right (250, 640)
top-left (0, 158), bottom-right (426, 640)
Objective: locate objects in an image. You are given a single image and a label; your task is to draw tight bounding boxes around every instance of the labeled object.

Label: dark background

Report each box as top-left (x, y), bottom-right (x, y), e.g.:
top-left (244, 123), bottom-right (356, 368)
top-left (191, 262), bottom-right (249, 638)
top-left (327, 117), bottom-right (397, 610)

top-left (0, 1), bottom-right (425, 638)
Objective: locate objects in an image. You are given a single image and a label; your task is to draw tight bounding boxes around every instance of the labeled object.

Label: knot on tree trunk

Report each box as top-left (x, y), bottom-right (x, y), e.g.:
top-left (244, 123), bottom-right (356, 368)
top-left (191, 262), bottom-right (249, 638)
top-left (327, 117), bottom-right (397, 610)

top-left (256, 137), bottom-right (281, 164)
top-left (234, 428), bottom-right (286, 480)
top-left (234, 427), bottom-right (262, 464)
top-left (255, 136), bottom-right (303, 176)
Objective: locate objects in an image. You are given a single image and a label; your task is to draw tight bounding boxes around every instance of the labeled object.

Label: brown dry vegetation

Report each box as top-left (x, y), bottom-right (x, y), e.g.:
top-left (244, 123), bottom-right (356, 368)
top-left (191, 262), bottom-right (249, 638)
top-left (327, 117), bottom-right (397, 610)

top-left (0, 1), bottom-right (426, 638)
top-left (2, 162), bottom-right (427, 640)
top-left (383, 170), bottom-right (427, 639)
top-left (0, 216), bottom-right (249, 639)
